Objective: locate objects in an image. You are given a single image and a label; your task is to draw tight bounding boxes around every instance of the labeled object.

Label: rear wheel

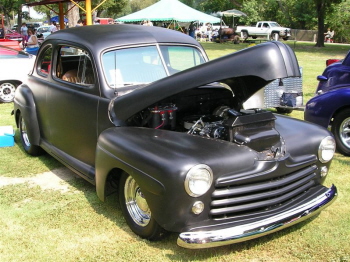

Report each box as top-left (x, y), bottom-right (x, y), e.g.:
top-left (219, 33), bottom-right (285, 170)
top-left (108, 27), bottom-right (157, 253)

top-left (242, 31), bottom-right (248, 39)
top-left (331, 109), bottom-right (350, 156)
top-left (19, 114), bottom-right (43, 156)
top-left (0, 81), bottom-right (17, 103)
top-left (118, 172), bottom-right (167, 240)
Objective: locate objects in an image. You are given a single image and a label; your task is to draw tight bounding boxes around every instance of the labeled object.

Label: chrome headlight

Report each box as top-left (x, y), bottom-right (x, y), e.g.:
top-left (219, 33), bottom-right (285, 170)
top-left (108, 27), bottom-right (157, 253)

top-left (185, 164), bottom-right (213, 197)
top-left (318, 136), bottom-right (336, 163)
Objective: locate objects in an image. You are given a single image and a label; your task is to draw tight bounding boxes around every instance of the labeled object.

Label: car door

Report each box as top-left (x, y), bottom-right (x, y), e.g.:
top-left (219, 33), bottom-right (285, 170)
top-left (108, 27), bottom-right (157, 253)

top-left (259, 22), bottom-right (270, 36)
top-left (47, 45), bottom-right (99, 170)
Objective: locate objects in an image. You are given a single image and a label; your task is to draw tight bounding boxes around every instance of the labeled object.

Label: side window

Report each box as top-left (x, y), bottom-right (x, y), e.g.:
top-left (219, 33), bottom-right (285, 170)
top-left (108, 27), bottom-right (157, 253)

top-left (56, 46), bottom-right (95, 86)
top-left (37, 46), bottom-right (52, 76)
top-left (160, 46), bottom-right (205, 73)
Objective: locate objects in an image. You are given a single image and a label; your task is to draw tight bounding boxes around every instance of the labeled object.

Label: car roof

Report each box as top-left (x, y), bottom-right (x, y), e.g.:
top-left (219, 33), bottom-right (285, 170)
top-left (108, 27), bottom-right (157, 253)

top-left (45, 24), bottom-right (202, 52)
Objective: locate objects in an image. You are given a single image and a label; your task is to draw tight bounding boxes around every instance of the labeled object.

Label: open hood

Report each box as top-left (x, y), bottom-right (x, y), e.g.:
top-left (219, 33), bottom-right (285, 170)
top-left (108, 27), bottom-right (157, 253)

top-left (111, 41), bottom-right (300, 122)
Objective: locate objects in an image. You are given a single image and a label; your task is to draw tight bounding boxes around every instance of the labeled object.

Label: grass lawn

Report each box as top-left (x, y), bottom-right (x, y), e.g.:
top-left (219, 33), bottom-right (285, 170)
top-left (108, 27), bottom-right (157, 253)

top-left (0, 41), bottom-right (349, 262)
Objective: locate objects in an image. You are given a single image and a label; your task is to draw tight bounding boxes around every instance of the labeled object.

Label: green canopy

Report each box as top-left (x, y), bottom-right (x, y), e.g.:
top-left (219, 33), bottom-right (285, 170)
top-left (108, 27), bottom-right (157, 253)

top-left (116, 0), bottom-right (220, 23)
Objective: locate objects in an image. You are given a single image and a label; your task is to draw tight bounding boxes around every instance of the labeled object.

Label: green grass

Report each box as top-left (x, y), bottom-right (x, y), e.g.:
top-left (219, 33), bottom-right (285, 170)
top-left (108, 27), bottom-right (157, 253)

top-left (0, 41), bottom-right (349, 261)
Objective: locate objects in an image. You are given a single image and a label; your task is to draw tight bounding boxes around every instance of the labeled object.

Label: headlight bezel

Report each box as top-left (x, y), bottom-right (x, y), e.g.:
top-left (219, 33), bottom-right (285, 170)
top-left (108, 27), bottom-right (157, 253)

top-left (318, 136), bottom-right (336, 163)
top-left (184, 164), bottom-right (213, 197)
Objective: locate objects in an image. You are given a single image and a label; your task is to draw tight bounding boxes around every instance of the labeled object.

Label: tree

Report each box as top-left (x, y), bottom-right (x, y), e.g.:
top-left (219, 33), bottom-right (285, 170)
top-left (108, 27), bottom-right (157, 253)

top-left (314, 0), bottom-right (343, 47)
top-left (326, 0), bottom-right (350, 43)
top-left (67, 3), bottom-right (79, 28)
top-left (129, 0), bottom-right (158, 13)
top-left (0, 0), bottom-right (27, 30)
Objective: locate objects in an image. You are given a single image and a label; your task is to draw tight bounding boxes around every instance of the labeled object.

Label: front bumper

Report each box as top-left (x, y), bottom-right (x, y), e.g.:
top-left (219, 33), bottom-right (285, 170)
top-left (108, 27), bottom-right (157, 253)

top-left (177, 185), bottom-right (337, 249)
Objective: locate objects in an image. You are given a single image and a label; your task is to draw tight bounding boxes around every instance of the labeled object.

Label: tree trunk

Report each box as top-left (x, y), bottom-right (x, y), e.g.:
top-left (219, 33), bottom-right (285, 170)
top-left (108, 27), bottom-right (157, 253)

top-left (67, 3), bottom-right (80, 28)
top-left (17, 5), bottom-right (22, 34)
top-left (315, 1), bottom-right (325, 47)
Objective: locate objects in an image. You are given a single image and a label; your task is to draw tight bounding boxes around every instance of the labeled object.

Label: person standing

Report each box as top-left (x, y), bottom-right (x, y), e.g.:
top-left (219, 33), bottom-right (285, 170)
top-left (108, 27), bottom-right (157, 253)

top-left (20, 23), bottom-right (28, 46)
top-left (0, 24), bottom-right (4, 39)
top-left (50, 21), bottom-right (58, 33)
top-left (75, 19), bottom-right (83, 27)
top-left (188, 21), bottom-right (196, 38)
top-left (25, 28), bottom-right (39, 55)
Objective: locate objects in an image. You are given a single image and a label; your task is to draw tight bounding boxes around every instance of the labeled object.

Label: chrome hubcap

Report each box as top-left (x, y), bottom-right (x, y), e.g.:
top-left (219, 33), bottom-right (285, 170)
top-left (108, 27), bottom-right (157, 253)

top-left (124, 176), bottom-right (151, 227)
top-left (340, 116), bottom-right (350, 149)
top-left (21, 118), bottom-right (31, 147)
top-left (0, 83), bottom-right (16, 102)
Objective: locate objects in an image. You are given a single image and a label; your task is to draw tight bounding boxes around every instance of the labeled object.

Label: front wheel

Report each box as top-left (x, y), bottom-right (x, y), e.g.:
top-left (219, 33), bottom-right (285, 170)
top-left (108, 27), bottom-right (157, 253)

top-left (0, 81), bottom-right (18, 103)
top-left (119, 172), bottom-right (167, 240)
top-left (271, 32), bottom-right (279, 41)
top-left (19, 114), bottom-right (43, 156)
top-left (331, 109), bottom-right (350, 156)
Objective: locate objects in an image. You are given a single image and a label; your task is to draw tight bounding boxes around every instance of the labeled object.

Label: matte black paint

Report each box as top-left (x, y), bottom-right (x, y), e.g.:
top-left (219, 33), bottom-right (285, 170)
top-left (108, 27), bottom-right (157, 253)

top-left (13, 25), bottom-right (335, 243)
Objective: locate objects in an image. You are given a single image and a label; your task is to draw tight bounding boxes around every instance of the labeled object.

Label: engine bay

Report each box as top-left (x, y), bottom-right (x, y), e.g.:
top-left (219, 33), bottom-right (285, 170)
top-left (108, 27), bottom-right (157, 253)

top-left (127, 86), bottom-right (286, 159)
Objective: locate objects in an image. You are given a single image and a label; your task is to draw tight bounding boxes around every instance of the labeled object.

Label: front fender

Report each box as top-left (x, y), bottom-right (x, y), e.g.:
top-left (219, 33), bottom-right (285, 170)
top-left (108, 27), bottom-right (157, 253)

top-left (13, 84), bottom-right (41, 146)
top-left (304, 88), bottom-right (350, 128)
top-left (95, 127), bottom-right (256, 232)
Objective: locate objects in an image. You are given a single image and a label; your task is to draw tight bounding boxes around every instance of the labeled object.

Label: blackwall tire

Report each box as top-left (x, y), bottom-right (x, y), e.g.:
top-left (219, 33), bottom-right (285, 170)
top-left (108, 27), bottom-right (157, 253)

top-left (331, 109), bottom-right (350, 156)
top-left (276, 107), bottom-right (293, 114)
top-left (0, 81), bottom-right (17, 103)
top-left (118, 172), bottom-right (167, 240)
top-left (242, 31), bottom-right (248, 39)
top-left (19, 114), bottom-right (43, 156)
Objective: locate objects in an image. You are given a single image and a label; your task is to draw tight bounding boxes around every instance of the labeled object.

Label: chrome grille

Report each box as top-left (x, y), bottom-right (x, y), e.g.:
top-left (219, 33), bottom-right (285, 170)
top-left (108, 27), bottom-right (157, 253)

top-left (210, 165), bottom-right (317, 218)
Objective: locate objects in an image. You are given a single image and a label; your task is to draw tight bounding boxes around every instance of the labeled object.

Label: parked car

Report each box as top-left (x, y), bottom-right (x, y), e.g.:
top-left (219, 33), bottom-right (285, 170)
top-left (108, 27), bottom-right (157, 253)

top-left (305, 51), bottom-right (350, 156)
top-left (35, 25), bottom-right (51, 46)
top-left (5, 29), bottom-right (23, 42)
top-left (0, 39), bottom-right (21, 50)
top-left (236, 21), bottom-right (291, 41)
top-left (0, 45), bottom-right (35, 102)
top-left (13, 25), bottom-right (337, 249)
top-left (36, 25), bottom-right (51, 39)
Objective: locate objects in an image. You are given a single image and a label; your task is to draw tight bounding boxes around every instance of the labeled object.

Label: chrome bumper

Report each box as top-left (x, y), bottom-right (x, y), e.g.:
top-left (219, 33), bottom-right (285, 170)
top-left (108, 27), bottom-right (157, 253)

top-left (177, 185), bottom-right (337, 249)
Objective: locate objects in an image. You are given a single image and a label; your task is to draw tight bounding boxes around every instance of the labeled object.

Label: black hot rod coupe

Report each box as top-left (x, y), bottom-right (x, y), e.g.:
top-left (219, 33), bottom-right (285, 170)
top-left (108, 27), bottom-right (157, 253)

top-left (13, 25), bottom-right (337, 249)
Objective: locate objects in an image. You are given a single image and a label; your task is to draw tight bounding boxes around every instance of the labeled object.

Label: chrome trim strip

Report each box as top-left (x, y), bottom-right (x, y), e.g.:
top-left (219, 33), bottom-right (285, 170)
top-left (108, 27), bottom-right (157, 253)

top-left (177, 185), bottom-right (337, 249)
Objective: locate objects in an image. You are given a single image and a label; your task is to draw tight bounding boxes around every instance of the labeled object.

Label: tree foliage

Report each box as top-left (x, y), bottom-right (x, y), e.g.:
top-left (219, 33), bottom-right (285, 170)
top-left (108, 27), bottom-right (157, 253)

top-left (1, 0), bottom-right (348, 45)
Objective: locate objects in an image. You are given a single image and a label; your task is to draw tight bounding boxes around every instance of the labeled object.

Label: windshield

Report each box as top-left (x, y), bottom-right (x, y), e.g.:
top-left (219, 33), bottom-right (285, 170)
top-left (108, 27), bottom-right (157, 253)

top-left (270, 22), bottom-right (281, 27)
top-left (102, 45), bottom-right (206, 87)
top-left (37, 27), bottom-right (50, 33)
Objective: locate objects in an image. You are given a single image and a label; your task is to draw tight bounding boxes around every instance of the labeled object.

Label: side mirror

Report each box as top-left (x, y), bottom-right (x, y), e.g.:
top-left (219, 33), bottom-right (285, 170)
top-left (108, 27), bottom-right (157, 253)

top-left (317, 75), bottom-right (328, 82)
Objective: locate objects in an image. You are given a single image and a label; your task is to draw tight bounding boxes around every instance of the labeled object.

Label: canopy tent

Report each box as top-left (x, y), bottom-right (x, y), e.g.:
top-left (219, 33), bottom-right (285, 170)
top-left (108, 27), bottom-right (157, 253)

top-left (217, 9), bottom-right (247, 28)
top-left (116, 0), bottom-right (220, 24)
top-left (51, 16), bottom-right (68, 23)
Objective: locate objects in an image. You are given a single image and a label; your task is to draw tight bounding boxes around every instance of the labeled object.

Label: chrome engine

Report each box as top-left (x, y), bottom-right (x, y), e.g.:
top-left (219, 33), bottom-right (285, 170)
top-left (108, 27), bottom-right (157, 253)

top-left (146, 103), bottom-right (286, 160)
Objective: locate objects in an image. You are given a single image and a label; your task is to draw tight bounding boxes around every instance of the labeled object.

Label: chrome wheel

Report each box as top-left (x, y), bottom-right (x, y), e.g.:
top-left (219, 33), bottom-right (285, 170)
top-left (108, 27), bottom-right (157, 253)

top-left (20, 116), bottom-right (31, 147)
top-left (124, 176), bottom-right (151, 227)
top-left (339, 116), bottom-right (350, 150)
top-left (332, 109), bottom-right (350, 156)
top-left (272, 32), bottom-right (279, 41)
top-left (0, 82), bottom-right (17, 103)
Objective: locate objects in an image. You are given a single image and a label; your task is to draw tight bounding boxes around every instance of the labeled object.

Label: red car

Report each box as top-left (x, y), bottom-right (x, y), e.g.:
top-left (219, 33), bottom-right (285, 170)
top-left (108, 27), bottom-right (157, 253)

top-left (5, 29), bottom-right (23, 41)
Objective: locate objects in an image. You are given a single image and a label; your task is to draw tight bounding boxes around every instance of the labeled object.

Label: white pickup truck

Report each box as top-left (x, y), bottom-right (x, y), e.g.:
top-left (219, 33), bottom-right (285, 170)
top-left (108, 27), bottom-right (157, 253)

top-left (236, 21), bottom-right (291, 41)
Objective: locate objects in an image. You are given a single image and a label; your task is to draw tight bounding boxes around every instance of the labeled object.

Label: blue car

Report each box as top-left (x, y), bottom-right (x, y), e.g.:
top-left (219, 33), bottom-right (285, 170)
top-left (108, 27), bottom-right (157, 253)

top-left (305, 51), bottom-right (350, 156)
